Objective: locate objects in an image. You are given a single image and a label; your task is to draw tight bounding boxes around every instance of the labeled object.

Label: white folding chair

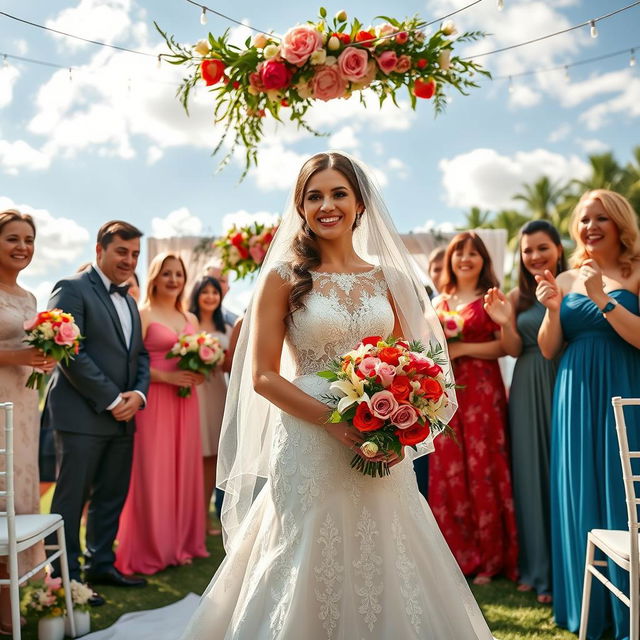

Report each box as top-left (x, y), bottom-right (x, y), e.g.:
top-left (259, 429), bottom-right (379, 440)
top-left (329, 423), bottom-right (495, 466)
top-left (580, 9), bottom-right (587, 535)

top-left (579, 396), bottom-right (640, 640)
top-left (0, 401), bottom-right (76, 639)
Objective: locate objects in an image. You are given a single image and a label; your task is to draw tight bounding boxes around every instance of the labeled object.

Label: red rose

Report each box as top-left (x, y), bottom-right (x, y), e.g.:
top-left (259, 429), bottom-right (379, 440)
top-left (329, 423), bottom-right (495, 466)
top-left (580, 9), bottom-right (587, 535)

top-left (355, 30), bottom-right (375, 47)
top-left (361, 336), bottom-right (382, 347)
top-left (396, 421), bottom-right (431, 446)
top-left (417, 59), bottom-right (427, 69)
top-left (413, 77), bottom-right (436, 99)
top-left (262, 232), bottom-right (274, 244)
top-left (238, 246), bottom-right (249, 260)
top-left (353, 402), bottom-right (385, 432)
top-left (420, 377), bottom-right (444, 401)
top-left (395, 31), bottom-right (409, 44)
top-left (389, 375), bottom-right (412, 401)
top-left (259, 60), bottom-right (292, 90)
top-left (230, 232), bottom-right (245, 248)
top-left (201, 59), bottom-right (225, 86)
top-left (378, 347), bottom-right (401, 366)
top-left (407, 354), bottom-right (442, 377)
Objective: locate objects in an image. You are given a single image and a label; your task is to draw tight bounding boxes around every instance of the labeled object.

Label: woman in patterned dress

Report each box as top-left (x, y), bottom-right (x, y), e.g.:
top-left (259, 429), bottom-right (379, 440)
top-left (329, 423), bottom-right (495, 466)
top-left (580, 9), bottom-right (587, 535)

top-left (429, 231), bottom-right (519, 584)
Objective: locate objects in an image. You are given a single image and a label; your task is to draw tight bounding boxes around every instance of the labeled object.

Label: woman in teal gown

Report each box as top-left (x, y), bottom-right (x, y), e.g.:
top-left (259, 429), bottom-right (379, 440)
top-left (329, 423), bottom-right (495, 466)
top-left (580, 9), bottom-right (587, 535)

top-left (536, 190), bottom-right (640, 640)
top-left (484, 220), bottom-right (566, 603)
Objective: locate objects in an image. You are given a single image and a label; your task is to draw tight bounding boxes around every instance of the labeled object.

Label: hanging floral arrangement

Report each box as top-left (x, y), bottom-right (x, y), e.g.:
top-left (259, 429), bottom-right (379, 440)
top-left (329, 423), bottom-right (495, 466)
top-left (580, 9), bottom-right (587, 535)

top-left (195, 220), bottom-right (279, 280)
top-left (157, 8), bottom-right (487, 176)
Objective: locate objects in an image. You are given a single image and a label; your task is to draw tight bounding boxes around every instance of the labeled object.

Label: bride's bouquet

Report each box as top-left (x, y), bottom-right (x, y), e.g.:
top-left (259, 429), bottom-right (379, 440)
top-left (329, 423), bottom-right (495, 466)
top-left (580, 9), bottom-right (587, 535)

top-left (166, 332), bottom-right (225, 397)
top-left (23, 309), bottom-right (82, 391)
top-left (437, 309), bottom-right (464, 341)
top-left (319, 336), bottom-right (453, 477)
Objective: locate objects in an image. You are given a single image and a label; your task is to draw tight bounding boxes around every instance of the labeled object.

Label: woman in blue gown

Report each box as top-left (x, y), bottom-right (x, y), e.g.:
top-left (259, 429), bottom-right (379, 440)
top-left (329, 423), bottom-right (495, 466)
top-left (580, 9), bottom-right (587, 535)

top-left (536, 189), bottom-right (640, 640)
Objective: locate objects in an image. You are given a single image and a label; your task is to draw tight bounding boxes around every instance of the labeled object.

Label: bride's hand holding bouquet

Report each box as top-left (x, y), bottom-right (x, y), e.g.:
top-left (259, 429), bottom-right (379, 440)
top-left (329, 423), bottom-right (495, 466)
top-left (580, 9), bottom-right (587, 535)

top-left (319, 335), bottom-right (453, 477)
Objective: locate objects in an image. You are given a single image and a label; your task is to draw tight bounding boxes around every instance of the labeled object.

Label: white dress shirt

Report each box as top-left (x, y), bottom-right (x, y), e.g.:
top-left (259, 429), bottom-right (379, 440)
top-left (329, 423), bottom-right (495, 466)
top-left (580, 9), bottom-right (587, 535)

top-left (93, 264), bottom-right (146, 411)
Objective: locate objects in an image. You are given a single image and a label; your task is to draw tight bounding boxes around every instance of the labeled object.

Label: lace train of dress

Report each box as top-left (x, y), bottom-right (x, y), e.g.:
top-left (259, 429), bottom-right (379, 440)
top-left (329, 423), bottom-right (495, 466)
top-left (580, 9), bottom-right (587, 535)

top-left (180, 266), bottom-right (494, 639)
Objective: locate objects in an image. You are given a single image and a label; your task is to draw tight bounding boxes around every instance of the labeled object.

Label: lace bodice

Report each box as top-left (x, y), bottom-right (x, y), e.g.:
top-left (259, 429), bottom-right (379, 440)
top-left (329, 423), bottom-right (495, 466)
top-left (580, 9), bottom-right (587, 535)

top-left (274, 264), bottom-right (395, 376)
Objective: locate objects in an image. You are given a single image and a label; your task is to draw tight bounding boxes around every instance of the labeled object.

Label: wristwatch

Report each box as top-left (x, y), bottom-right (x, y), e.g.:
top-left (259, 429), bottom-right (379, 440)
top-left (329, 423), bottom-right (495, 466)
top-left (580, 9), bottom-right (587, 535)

top-left (600, 297), bottom-right (619, 316)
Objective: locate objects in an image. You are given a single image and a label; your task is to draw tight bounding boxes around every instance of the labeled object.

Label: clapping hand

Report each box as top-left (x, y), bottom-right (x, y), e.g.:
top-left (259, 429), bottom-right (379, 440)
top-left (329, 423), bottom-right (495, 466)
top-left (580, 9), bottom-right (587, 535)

top-left (579, 259), bottom-right (606, 303)
top-left (535, 270), bottom-right (561, 312)
top-left (483, 288), bottom-right (512, 327)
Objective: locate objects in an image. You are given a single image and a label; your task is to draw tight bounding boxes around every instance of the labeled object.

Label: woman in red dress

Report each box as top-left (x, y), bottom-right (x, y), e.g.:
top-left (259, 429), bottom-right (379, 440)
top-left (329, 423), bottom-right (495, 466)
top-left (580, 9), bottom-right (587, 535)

top-left (429, 231), bottom-right (518, 584)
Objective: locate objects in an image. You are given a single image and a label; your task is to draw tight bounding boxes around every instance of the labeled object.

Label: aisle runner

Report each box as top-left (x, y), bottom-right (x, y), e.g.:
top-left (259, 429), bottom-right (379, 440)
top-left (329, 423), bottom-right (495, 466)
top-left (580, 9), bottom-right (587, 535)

top-left (84, 594), bottom-right (200, 640)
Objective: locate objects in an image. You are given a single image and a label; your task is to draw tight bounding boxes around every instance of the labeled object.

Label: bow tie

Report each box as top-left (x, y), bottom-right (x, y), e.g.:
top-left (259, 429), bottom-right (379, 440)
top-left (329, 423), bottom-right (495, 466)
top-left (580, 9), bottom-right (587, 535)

top-left (109, 283), bottom-right (131, 297)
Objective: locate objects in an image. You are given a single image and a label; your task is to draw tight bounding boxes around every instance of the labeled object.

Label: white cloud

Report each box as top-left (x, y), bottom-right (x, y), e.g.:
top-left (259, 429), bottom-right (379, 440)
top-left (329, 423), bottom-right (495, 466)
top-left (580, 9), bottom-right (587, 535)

top-left (413, 219), bottom-right (457, 233)
top-left (151, 207), bottom-right (204, 238)
top-left (388, 157), bottom-right (409, 179)
top-left (248, 144), bottom-right (309, 191)
top-left (220, 209), bottom-right (280, 233)
top-left (508, 83), bottom-right (541, 108)
top-left (45, 0), bottom-right (133, 50)
top-left (0, 64), bottom-right (20, 109)
top-left (554, 69), bottom-right (634, 109)
top-left (0, 197), bottom-right (91, 276)
top-left (579, 76), bottom-right (640, 131)
top-left (548, 123), bottom-right (571, 142)
top-left (329, 125), bottom-right (360, 149)
top-left (439, 147), bottom-right (589, 210)
top-left (0, 140), bottom-right (51, 175)
top-left (576, 138), bottom-right (609, 154)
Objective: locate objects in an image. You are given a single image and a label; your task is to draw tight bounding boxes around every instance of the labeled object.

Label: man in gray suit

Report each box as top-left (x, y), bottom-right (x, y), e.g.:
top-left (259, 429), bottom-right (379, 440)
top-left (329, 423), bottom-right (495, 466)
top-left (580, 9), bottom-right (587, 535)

top-left (44, 220), bottom-right (150, 592)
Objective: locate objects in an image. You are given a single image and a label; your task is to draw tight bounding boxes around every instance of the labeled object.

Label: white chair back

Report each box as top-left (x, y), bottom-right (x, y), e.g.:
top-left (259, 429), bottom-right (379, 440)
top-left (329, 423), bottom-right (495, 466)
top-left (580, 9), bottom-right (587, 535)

top-left (0, 402), bottom-right (18, 567)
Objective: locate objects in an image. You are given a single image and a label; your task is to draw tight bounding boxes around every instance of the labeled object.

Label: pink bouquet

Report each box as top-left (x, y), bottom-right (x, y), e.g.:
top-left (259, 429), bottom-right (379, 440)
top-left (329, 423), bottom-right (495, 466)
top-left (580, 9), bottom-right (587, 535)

top-left (215, 221), bottom-right (278, 280)
top-left (23, 309), bottom-right (82, 391)
top-left (166, 331), bottom-right (225, 397)
top-left (319, 336), bottom-right (453, 477)
top-left (437, 309), bottom-right (464, 341)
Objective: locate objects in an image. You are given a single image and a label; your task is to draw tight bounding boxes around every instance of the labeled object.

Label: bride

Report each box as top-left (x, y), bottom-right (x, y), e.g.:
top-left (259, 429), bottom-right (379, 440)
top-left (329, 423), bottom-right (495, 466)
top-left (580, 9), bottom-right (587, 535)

top-left (181, 152), bottom-right (494, 639)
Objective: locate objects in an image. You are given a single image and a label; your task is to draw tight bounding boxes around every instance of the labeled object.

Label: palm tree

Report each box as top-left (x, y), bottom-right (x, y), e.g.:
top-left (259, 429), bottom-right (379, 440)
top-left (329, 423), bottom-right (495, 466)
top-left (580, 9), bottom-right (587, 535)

top-left (513, 176), bottom-right (568, 221)
top-left (491, 209), bottom-right (529, 250)
top-left (461, 206), bottom-right (492, 229)
top-left (573, 152), bottom-right (627, 193)
top-left (623, 146), bottom-right (640, 216)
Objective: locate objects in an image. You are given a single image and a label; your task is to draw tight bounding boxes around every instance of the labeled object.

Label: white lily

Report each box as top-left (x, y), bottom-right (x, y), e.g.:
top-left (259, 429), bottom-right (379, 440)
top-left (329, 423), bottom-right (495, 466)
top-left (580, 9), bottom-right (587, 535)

top-left (330, 378), bottom-right (370, 414)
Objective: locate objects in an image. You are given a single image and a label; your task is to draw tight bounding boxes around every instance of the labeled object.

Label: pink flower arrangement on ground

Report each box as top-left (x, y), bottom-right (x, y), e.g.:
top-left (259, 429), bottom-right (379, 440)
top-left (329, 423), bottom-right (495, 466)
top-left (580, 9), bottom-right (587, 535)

top-left (318, 336), bottom-right (454, 477)
top-left (214, 221), bottom-right (279, 280)
top-left (23, 308), bottom-right (83, 391)
top-left (166, 332), bottom-right (225, 397)
top-left (157, 8), bottom-right (488, 176)
top-left (21, 575), bottom-right (67, 618)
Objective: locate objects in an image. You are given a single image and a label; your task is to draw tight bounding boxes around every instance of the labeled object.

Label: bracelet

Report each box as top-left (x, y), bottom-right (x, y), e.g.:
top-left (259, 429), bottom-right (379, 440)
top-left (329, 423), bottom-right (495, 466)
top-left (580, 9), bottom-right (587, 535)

top-left (600, 297), bottom-right (619, 316)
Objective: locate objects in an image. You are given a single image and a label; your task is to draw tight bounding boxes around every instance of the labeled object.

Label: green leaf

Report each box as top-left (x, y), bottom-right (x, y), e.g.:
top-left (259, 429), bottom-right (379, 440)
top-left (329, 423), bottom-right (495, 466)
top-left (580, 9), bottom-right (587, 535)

top-left (319, 6), bottom-right (327, 18)
top-left (317, 370), bottom-right (338, 380)
top-left (328, 410), bottom-right (343, 423)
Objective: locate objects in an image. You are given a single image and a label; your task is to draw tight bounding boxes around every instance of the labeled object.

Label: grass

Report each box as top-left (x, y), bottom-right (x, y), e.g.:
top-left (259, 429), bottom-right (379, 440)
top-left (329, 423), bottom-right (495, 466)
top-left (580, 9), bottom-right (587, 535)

top-left (19, 491), bottom-right (614, 639)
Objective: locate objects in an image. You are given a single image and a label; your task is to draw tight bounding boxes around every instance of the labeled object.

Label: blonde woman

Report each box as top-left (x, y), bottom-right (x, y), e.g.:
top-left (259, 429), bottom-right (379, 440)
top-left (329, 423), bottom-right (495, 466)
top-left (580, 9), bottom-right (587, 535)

top-left (115, 253), bottom-right (208, 575)
top-left (536, 190), bottom-right (640, 640)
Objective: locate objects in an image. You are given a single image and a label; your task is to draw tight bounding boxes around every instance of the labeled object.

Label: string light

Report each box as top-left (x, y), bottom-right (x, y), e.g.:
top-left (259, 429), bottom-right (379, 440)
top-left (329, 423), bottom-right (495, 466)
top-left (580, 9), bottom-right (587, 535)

top-left (497, 0), bottom-right (504, 10)
top-left (507, 76), bottom-right (514, 93)
top-left (2, 54), bottom-right (8, 68)
top-left (590, 19), bottom-right (598, 38)
top-left (564, 65), bottom-right (570, 81)
top-left (157, 54), bottom-right (162, 69)
top-left (200, 7), bottom-right (207, 25)
top-left (68, 67), bottom-right (72, 81)
top-left (631, 49), bottom-right (637, 67)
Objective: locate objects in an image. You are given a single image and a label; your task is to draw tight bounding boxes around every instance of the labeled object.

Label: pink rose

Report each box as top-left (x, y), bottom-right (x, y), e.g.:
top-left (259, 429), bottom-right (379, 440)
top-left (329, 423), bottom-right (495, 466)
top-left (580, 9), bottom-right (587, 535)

top-left (249, 244), bottom-right (267, 265)
top-left (375, 361), bottom-right (396, 387)
top-left (376, 50), bottom-right (398, 75)
top-left (357, 356), bottom-right (381, 378)
top-left (312, 65), bottom-right (348, 101)
top-left (199, 345), bottom-right (215, 363)
top-left (370, 390), bottom-right (399, 420)
top-left (23, 315), bottom-right (38, 331)
top-left (395, 55), bottom-right (411, 73)
top-left (54, 322), bottom-right (78, 346)
top-left (337, 46), bottom-right (370, 82)
top-left (378, 23), bottom-right (396, 38)
top-left (45, 575), bottom-right (62, 590)
top-left (281, 25), bottom-right (323, 66)
top-left (391, 403), bottom-right (418, 429)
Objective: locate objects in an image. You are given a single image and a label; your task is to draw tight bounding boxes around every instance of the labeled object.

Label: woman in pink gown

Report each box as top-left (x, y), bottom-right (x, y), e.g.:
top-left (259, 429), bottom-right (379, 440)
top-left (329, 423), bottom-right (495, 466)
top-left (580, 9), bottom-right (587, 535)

top-left (115, 252), bottom-right (208, 575)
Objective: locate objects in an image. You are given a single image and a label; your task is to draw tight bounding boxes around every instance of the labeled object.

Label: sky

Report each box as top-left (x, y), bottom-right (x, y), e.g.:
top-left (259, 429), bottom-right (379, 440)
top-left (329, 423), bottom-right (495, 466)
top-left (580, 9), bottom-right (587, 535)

top-left (1, 0), bottom-right (639, 310)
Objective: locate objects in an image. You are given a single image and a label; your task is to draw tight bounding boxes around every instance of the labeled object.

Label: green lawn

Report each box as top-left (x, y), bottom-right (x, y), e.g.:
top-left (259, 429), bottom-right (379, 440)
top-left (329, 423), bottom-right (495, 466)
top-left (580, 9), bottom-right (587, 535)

top-left (21, 490), bottom-right (612, 639)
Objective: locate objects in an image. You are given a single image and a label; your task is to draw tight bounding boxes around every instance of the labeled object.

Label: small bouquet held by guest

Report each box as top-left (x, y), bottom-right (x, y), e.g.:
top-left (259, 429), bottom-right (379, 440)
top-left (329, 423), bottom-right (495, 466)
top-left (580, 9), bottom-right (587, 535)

top-left (215, 221), bottom-right (279, 280)
top-left (20, 574), bottom-right (66, 619)
top-left (437, 309), bottom-right (465, 341)
top-left (23, 308), bottom-right (82, 391)
top-left (166, 331), bottom-right (225, 397)
top-left (319, 336), bottom-right (454, 477)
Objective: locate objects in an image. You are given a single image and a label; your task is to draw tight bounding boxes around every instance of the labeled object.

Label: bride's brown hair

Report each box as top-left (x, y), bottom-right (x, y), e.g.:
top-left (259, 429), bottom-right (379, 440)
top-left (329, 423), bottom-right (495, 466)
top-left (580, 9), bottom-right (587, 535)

top-left (288, 152), bottom-right (364, 322)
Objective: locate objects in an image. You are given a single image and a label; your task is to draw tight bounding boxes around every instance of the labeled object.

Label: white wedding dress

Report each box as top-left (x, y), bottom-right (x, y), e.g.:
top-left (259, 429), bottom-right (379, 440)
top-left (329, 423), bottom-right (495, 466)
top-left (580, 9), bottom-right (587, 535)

top-left (180, 265), bottom-right (494, 640)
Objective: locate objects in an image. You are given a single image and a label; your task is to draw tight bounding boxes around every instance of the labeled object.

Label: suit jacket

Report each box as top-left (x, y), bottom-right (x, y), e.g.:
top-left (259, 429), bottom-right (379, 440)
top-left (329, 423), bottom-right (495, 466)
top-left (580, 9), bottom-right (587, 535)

top-left (42, 267), bottom-right (150, 436)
